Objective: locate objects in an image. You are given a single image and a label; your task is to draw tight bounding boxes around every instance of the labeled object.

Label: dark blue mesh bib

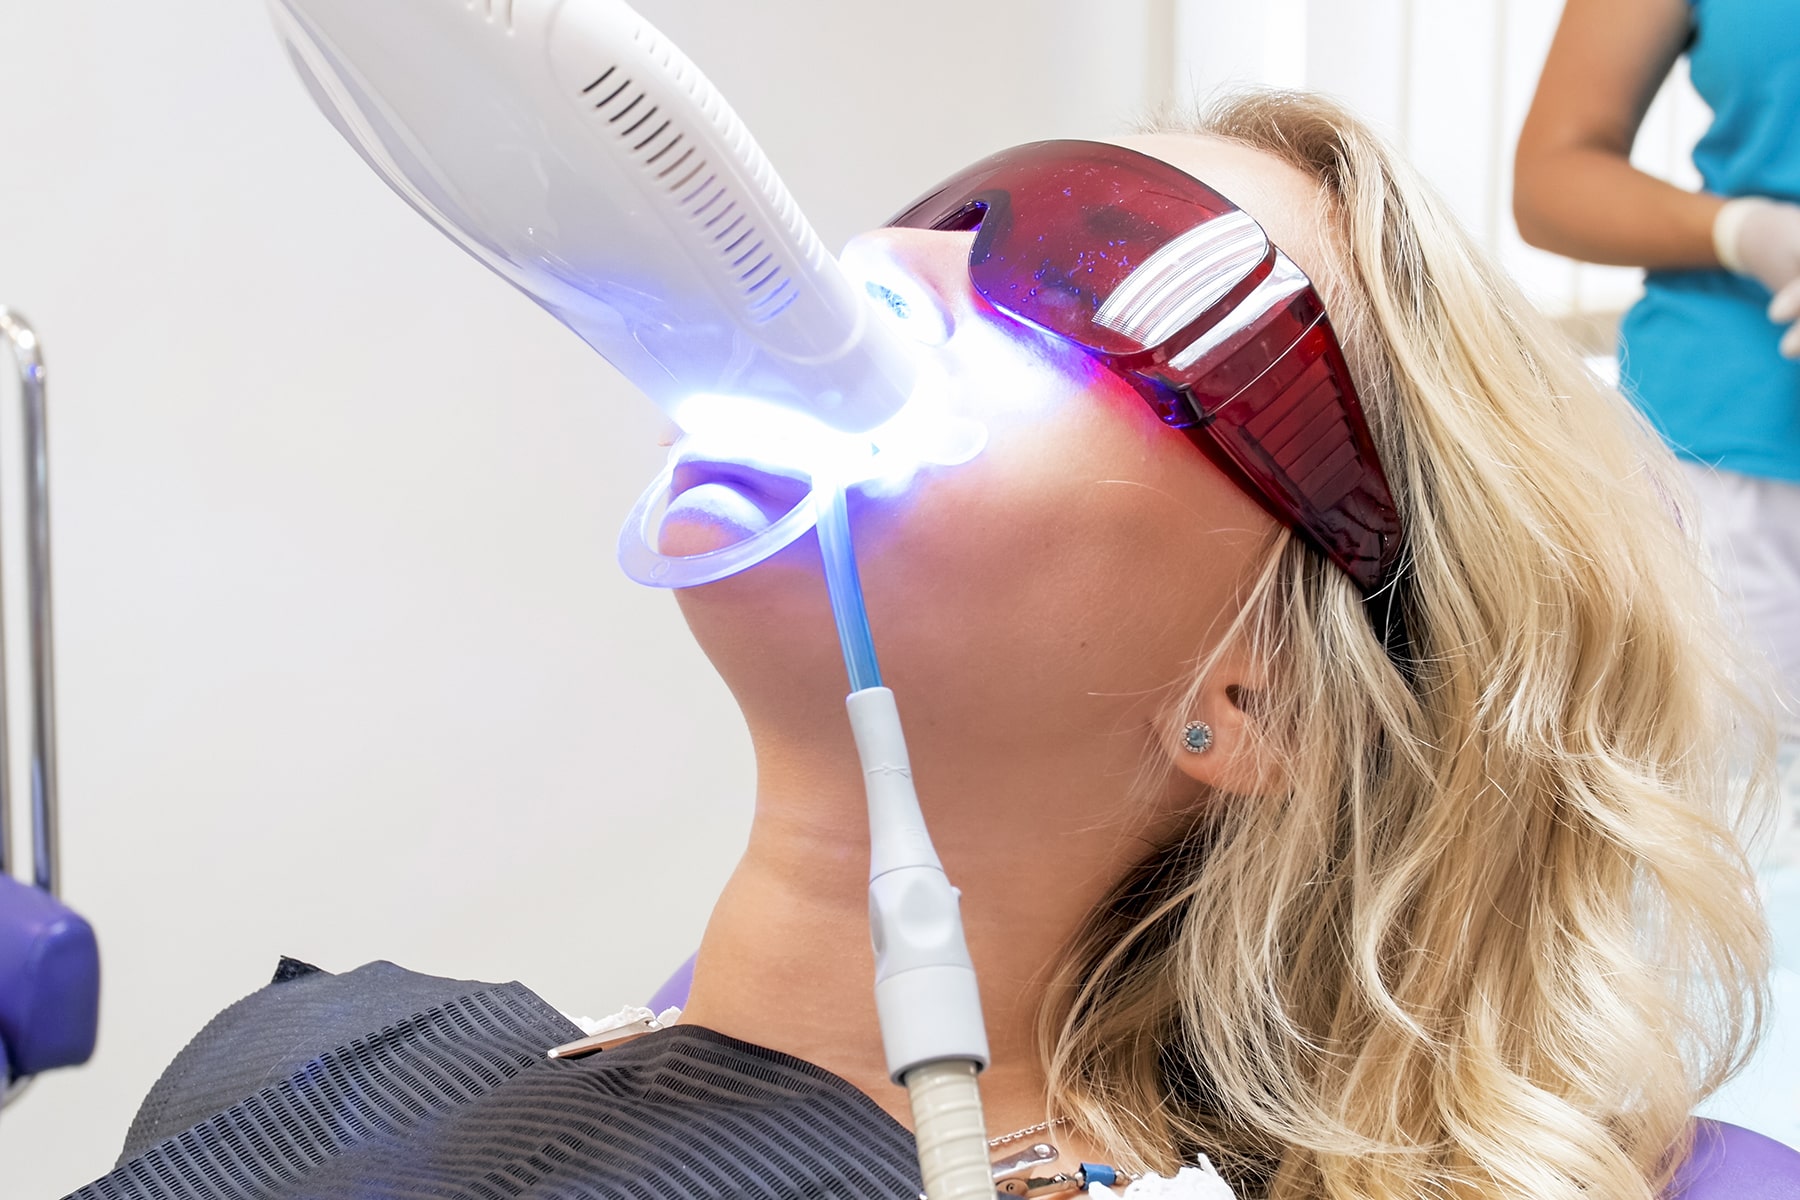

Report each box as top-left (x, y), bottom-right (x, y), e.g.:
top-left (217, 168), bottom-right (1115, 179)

top-left (68, 961), bottom-right (921, 1199)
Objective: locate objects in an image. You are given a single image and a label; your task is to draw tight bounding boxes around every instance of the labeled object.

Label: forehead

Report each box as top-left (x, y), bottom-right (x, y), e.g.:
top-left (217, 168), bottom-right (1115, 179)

top-left (1107, 133), bottom-right (1334, 287)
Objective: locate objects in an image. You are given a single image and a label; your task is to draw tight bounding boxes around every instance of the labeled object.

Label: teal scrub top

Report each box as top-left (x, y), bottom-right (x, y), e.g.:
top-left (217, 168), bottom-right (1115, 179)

top-left (1617, 0), bottom-right (1800, 482)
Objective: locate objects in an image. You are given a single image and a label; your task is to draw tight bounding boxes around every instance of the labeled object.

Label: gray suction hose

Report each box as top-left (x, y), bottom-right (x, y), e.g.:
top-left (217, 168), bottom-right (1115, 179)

top-left (907, 1059), bottom-right (995, 1200)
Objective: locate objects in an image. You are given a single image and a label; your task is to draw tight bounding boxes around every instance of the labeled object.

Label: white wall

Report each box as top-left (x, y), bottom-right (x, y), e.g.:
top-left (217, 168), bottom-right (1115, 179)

top-left (0, 1), bottom-right (1159, 1193)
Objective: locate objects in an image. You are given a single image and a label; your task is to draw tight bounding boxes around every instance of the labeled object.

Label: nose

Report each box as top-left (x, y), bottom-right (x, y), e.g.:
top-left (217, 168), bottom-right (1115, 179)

top-left (840, 228), bottom-right (977, 348)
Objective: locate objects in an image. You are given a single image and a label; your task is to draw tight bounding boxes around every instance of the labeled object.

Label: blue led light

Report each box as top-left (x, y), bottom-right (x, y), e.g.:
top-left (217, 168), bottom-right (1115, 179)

top-left (618, 372), bottom-right (987, 589)
top-left (667, 367), bottom-right (983, 495)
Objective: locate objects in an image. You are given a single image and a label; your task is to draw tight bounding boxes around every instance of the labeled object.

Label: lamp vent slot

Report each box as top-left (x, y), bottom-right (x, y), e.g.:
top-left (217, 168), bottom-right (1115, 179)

top-left (572, 39), bottom-right (800, 324)
top-left (592, 77), bottom-right (636, 113)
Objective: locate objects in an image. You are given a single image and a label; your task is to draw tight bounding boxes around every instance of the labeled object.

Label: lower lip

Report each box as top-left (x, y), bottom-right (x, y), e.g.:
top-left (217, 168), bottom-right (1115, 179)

top-left (656, 469), bottom-right (811, 556)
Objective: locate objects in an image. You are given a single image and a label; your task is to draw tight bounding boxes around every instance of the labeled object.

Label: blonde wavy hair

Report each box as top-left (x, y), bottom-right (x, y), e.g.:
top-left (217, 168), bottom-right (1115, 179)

top-left (1040, 90), bottom-right (1772, 1200)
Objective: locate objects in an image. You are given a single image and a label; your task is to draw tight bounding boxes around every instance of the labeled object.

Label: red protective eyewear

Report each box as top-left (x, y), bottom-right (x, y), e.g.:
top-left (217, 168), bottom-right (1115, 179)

top-left (886, 140), bottom-right (1402, 593)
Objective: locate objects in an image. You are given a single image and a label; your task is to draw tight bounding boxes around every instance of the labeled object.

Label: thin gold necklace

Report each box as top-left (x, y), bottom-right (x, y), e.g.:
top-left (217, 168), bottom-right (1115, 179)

top-left (987, 1117), bottom-right (1068, 1148)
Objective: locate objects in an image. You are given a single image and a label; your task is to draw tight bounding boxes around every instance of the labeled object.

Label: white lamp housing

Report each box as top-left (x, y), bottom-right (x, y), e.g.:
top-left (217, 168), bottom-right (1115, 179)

top-left (268, 0), bottom-right (916, 434)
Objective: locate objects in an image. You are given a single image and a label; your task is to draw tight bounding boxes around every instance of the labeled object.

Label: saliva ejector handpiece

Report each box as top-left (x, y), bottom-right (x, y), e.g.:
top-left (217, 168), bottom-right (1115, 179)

top-left (267, 3), bottom-right (997, 1198)
top-left (268, 0), bottom-right (980, 588)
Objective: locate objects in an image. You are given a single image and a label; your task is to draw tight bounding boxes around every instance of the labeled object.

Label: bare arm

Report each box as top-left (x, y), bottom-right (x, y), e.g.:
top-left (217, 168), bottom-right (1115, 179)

top-left (1513, 0), bottom-right (1722, 269)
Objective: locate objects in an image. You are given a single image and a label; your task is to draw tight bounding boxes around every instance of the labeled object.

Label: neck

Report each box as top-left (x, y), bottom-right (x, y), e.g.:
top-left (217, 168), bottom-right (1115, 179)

top-left (677, 711), bottom-right (1163, 1137)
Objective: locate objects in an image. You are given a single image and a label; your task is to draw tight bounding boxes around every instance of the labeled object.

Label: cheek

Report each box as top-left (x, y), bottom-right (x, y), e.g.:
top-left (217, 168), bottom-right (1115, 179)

top-left (669, 341), bottom-right (1278, 732)
top-left (851, 380), bottom-right (1269, 705)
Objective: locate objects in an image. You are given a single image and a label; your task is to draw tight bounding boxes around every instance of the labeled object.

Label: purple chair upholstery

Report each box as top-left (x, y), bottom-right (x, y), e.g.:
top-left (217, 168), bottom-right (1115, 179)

top-left (1674, 1120), bottom-right (1800, 1199)
top-left (647, 953), bottom-right (696, 1015)
top-left (646, 961), bottom-right (1800, 1195)
top-left (0, 872), bottom-right (99, 1080)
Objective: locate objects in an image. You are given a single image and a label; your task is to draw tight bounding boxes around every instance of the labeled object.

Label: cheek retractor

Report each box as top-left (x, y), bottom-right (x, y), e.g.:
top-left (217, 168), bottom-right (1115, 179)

top-left (266, 2), bottom-right (997, 1196)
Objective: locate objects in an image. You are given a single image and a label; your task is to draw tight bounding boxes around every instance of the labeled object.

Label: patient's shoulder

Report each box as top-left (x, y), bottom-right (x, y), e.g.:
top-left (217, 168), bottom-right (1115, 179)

top-left (119, 958), bottom-right (556, 1163)
top-left (1671, 1120), bottom-right (1800, 1199)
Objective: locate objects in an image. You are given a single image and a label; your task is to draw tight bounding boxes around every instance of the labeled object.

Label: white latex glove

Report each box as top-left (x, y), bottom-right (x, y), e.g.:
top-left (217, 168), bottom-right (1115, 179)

top-left (1772, 277), bottom-right (1800, 360)
top-left (1714, 196), bottom-right (1800, 359)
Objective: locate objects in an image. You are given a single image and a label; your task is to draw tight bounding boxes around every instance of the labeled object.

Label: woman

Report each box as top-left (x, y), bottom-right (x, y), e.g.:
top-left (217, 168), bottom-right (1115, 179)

top-left (1515, 0), bottom-right (1800, 1149)
top-left (81, 91), bottom-right (1776, 1200)
top-left (1514, 0), bottom-right (1800, 761)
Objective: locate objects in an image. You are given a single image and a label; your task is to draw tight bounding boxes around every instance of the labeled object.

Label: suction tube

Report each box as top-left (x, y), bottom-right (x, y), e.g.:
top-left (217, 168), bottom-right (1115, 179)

top-left (817, 482), bottom-right (993, 1200)
top-left (846, 684), bottom-right (993, 1200)
top-left (908, 1061), bottom-right (995, 1200)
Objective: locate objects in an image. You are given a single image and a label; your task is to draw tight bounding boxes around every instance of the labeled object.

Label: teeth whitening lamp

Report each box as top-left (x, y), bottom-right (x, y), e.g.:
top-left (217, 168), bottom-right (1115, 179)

top-left (266, 1), bottom-right (994, 1196)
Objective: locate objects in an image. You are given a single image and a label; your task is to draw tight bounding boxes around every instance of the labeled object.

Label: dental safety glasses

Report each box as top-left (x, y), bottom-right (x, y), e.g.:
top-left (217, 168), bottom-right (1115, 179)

top-left (886, 140), bottom-right (1403, 593)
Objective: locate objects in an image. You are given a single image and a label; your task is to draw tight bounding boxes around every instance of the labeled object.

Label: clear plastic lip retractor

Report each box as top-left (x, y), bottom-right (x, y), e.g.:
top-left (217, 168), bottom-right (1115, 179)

top-left (616, 456), bottom-right (824, 587)
top-left (617, 379), bottom-right (986, 588)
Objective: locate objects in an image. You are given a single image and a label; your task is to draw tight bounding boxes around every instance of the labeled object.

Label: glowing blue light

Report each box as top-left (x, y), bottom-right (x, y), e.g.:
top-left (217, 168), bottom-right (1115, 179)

top-left (668, 364), bottom-right (985, 496)
top-left (617, 370), bottom-right (987, 589)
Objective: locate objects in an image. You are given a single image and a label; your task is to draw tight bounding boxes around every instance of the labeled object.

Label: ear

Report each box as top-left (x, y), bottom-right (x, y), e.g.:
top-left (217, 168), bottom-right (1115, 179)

top-left (1165, 645), bottom-right (1276, 797)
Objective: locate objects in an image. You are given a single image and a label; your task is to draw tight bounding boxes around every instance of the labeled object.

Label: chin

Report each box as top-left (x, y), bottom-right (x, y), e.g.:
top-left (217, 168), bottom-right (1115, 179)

top-left (666, 521), bottom-right (854, 711)
top-left (658, 469), bottom-right (991, 734)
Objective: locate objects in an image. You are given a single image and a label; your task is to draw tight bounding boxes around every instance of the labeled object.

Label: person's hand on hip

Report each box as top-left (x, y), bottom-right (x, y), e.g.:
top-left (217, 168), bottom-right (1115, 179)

top-left (1715, 196), bottom-right (1800, 359)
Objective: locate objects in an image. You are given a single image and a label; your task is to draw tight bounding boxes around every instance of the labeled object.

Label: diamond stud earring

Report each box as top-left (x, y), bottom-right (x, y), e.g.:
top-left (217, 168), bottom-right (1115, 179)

top-left (1181, 721), bottom-right (1214, 754)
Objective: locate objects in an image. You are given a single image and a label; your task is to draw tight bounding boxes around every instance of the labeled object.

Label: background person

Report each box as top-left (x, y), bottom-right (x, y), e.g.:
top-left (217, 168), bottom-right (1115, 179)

top-left (1516, 0), bottom-right (1800, 1146)
top-left (1515, 0), bottom-right (1800, 807)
